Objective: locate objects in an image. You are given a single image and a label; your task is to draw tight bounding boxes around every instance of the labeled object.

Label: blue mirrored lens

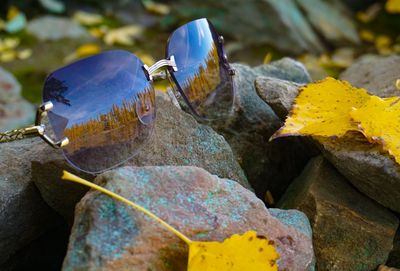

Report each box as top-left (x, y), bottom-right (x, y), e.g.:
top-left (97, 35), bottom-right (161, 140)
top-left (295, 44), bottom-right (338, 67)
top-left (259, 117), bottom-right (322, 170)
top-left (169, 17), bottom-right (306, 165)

top-left (43, 50), bottom-right (155, 173)
top-left (166, 18), bottom-right (234, 120)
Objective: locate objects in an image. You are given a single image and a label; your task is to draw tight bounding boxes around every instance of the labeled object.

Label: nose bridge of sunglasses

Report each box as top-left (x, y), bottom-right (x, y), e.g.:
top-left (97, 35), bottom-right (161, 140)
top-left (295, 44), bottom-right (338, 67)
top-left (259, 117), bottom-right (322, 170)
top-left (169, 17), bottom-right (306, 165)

top-left (142, 55), bottom-right (178, 81)
top-left (36, 101), bottom-right (70, 148)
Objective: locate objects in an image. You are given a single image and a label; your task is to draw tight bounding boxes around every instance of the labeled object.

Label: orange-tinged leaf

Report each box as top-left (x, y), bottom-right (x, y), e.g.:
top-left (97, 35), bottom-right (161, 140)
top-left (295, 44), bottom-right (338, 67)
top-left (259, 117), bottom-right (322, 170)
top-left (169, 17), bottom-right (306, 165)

top-left (351, 96), bottom-right (400, 164)
top-left (271, 77), bottom-right (370, 140)
top-left (188, 231), bottom-right (279, 271)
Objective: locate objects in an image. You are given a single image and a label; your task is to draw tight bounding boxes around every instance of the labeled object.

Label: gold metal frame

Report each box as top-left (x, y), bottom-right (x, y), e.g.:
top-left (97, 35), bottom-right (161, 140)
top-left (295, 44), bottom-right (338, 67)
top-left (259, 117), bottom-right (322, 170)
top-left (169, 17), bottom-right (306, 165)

top-left (0, 101), bottom-right (69, 148)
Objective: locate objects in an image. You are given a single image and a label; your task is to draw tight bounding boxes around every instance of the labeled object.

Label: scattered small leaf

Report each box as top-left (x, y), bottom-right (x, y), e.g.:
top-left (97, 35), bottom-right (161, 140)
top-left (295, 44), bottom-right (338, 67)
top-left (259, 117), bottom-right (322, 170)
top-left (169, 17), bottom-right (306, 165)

top-left (263, 52), bottom-right (273, 64)
top-left (89, 25), bottom-right (108, 38)
top-left (4, 6), bottom-right (26, 33)
top-left (73, 11), bottom-right (103, 26)
top-left (142, 0), bottom-right (171, 15)
top-left (396, 79), bottom-right (400, 90)
top-left (188, 231), bottom-right (279, 271)
top-left (375, 35), bottom-right (392, 55)
top-left (356, 3), bottom-right (381, 23)
top-left (17, 48), bottom-right (32, 60)
top-left (271, 77), bottom-right (370, 139)
top-left (386, 0), bottom-right (400, 13)
top-left (64, 43), bottom-right (101, 63)
top-left (0, 50), bottom-right (16, 62)
top-left (103, 25), bottom-right (143, 46)
top-left (350, 96), bottom-right (400, 164)
top-left (359, 29), bottom-right (375, 43)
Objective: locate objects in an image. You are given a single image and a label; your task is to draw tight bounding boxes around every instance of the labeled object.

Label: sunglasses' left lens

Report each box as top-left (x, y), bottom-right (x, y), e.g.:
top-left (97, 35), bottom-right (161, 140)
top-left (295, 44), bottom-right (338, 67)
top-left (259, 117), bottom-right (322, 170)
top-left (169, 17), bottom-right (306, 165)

top-left (43, 50), bottom-right (156, 173)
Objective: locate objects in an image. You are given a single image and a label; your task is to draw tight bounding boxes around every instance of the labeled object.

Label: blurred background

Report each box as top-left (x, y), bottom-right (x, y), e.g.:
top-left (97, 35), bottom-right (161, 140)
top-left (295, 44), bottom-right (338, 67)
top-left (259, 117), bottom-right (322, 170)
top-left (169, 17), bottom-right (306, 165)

top-left (0, 0), bottom-right (399, 105)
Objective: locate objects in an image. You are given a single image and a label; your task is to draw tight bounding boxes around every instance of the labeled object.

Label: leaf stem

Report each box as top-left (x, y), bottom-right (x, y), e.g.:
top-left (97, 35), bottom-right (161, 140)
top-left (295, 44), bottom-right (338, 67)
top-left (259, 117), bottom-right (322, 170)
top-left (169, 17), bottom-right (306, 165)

top-left (62, 170), bottom-right (192, 245)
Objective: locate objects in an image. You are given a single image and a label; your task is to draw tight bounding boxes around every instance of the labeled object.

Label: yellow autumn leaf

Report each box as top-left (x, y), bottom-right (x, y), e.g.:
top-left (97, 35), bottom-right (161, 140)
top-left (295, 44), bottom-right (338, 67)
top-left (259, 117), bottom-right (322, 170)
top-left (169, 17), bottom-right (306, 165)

top-left (359, 29), bottom-right (375, 43)
top-left (143, 0), bottom-right (171, 15)
top-left (62, 171), bottom-right (279, 271)
top-left (103, 25), bottom-right (143, 46)
top-left (351, 96), bottom-right (400, 164)
top-left (73, 11), bottom-right (103, 26)
top-left (7, 6), bottom-right (20, 21)
top-left (188, 231), bottom-right (278, 271)
top-left (386, 0), bottom-right (400, 13)
top-left (271, 77), bottom-right (370, 140)
top-left (64, 44), bottom-right (101, 63)
top-left (263, 52), bottom-right (273, 64)
top-left (17, 48), bottom-right (32, 60)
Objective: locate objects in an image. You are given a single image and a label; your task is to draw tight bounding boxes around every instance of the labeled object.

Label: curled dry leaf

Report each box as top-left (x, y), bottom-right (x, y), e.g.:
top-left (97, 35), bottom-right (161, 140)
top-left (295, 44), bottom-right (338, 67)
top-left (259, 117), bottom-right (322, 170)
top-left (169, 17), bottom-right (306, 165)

top-left (350, 96), bottom-right (400, 164)
top-left (271, 77), bottom-right (370, 140)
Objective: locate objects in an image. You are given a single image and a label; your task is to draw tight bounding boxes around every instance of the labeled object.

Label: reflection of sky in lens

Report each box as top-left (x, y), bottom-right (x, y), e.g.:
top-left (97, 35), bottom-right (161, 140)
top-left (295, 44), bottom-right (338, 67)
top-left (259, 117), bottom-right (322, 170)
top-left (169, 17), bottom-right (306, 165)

top-left (167, 19), bottom-right (216, 80)
top-left (44, 51), bottom-right (149, 128)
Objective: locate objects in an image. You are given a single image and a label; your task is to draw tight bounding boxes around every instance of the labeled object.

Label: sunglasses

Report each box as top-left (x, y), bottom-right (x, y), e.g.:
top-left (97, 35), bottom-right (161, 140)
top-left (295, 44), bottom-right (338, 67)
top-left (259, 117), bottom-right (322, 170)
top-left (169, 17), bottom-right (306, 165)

top-left (0, 18), bottom-right (236, 174)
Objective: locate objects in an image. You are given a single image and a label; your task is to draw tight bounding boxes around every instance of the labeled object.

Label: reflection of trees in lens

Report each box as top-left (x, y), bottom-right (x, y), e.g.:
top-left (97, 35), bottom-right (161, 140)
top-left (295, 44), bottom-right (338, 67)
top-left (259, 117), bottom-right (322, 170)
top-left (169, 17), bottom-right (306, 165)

top-left (44, 77), bottom-right (71, 106)
top-left (181, 42), bottom-right (221, 105)
top-left (63, 86), bottom-right (155, 152)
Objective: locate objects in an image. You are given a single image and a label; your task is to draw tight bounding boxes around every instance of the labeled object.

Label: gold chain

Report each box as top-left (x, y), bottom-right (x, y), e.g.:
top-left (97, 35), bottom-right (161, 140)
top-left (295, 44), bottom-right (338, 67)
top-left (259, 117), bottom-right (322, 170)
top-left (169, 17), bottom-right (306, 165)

top-left (0, 125), bottom-right (43, 143)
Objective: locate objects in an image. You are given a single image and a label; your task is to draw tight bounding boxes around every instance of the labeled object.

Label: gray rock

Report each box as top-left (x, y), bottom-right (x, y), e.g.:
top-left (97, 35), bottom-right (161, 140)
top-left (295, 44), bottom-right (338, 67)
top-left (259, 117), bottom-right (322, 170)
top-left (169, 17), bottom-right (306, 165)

top-left (387, 225), bottom-right (400, 268)
top-left (318, 135), bottom-right (400, 213)
top-left (210, 59), bottom-right (314, 201)
top-left (0, 66), bottom-right (34, 131)
top-left (63, 166), bottom-right (315, 271)
top-left (0, 138), bottom-right (62, 265)
top-left (24, 92), bottom-right (249, 219)
top-left (295, 0), bottom-right (359, 45)
top-left (27, 16), bottom-right (90, 41)
top-left (167, 0), bottom-right (358, 54)
top-left (279, 156), bottom-right (399, 271)
top-left (255, 76), bottom-right (301, 119)
top-left (340, 54), bottom-right (400, 97)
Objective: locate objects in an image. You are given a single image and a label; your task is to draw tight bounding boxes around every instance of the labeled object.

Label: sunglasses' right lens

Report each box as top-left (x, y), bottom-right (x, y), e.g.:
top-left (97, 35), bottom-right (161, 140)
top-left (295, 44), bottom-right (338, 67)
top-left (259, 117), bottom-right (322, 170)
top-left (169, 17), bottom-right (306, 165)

top-left (43, 50), bottom-right (155, 173)
top-left (166, 18), bottom-right (235, 120)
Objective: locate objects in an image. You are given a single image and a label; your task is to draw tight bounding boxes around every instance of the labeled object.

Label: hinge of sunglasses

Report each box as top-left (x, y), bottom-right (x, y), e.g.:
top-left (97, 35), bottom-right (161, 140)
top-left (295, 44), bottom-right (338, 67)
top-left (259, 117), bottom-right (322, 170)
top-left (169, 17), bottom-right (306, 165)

top-left (143, 55), bottom-right (178, 81)
top-left (0, 101), bottom-right (69, 148)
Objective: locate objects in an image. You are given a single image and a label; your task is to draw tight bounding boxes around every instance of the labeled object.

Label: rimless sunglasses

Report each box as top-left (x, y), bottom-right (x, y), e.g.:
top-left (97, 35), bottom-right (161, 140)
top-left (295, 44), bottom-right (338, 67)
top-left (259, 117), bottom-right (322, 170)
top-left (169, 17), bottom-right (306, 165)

top-left (0, 18), bottom-right (236, 173)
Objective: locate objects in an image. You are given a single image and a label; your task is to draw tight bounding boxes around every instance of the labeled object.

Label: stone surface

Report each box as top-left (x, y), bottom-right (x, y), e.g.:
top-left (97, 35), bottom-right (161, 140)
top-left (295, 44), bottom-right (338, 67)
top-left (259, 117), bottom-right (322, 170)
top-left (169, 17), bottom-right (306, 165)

top-left (387, 225), bottom-right (400, 268)
top-left (295, 0), bottom-right (359, 45)
top-left (0, 138), bottom-right (63, 266)
top-left (27, 16), bottom-right (90, 41)
top-left (279, 156), bottom-right (399, 271)
top-left (0, 92), bottom-right (249, 220)
top-left (166, 0), bottom-right (358, 54)
top-left (340, 54), bottom-right (400, 98)
top-left (0, 66), bottom-right (34, 131)
top-left (210, 59), bottom-right (314, 201)
top-left (63, 166), bottom-right (315, 271)
top-left (255, 76), bottom-right (301, 119)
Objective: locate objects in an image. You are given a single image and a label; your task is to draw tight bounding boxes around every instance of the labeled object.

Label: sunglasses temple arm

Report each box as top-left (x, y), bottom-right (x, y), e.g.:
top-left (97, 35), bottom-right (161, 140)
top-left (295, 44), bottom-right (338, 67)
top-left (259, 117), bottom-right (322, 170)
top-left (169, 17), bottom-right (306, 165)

top-left (0, 101), bottom-right (69, 148)
top-left (0, 125), bottom-right (44, 143)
